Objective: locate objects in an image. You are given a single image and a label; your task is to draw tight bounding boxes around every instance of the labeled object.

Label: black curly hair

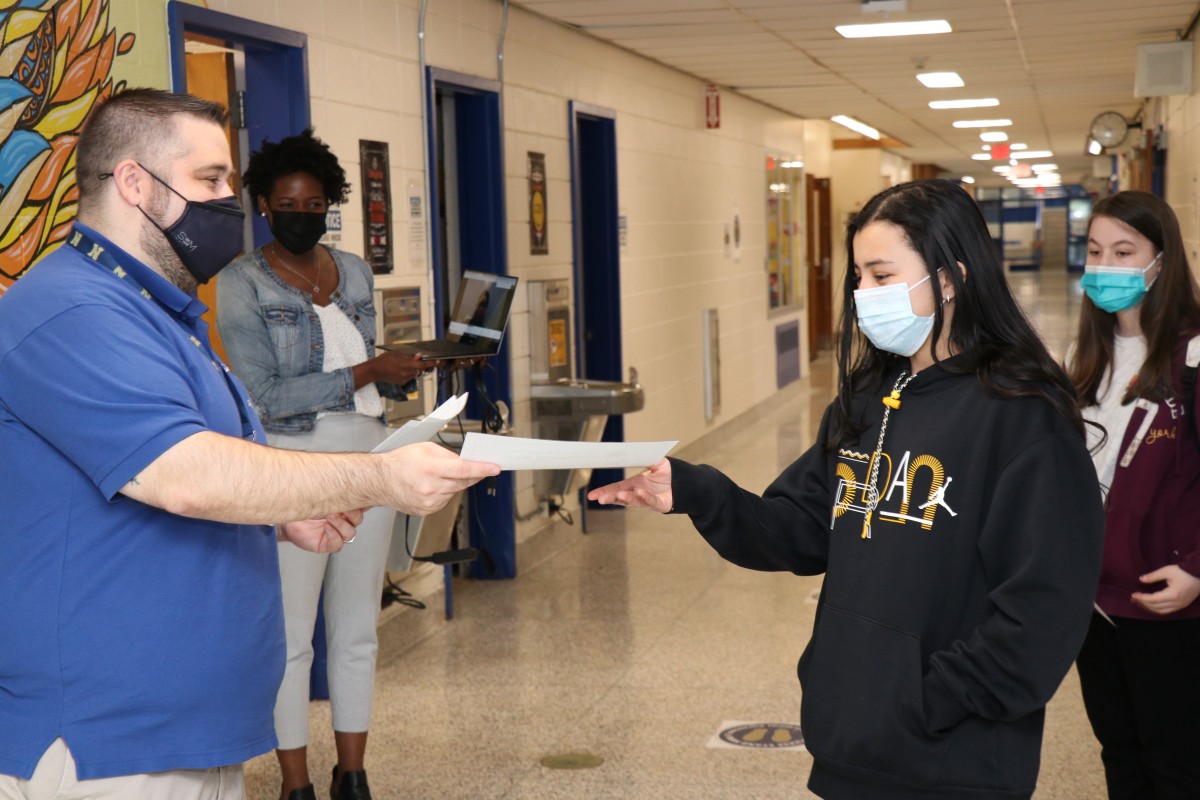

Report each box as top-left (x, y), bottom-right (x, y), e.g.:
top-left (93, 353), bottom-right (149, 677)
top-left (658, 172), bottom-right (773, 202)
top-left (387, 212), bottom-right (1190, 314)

top-left (242, 128), bottom-right (350, 207)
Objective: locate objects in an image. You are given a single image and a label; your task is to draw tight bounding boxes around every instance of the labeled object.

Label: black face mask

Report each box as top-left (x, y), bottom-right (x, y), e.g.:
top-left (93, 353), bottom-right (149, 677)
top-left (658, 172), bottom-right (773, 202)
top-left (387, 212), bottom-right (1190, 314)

top-left (135, 164), bottom-right (246, 284)
top-left (269, 210), bottom-right (327, 254)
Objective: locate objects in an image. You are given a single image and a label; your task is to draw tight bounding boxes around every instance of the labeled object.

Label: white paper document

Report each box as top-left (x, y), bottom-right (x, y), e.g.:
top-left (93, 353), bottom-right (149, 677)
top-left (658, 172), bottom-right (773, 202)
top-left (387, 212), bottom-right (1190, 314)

top-left (370, 393), bottom-right (470, 453)
top-left (458, 433), bottom-right (677, 471)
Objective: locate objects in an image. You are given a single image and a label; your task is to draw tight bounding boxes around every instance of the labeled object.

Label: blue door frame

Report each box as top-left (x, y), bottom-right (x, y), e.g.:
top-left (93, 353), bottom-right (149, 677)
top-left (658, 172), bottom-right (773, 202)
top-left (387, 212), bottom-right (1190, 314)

top-left (568, 102), bottom-right (624, 496)
top-left (425, 68), bottom-right (515, 579)
top-left (167, 1), bottom-right (309, 249)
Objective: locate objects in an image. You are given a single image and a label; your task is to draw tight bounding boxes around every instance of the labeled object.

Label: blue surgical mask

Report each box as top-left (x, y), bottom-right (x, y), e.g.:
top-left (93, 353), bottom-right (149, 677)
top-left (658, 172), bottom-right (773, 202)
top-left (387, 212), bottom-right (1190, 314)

top-left (1081, 252), bottom-right (1162, 313)
top-left (854, 273), bottom-right (936, 357)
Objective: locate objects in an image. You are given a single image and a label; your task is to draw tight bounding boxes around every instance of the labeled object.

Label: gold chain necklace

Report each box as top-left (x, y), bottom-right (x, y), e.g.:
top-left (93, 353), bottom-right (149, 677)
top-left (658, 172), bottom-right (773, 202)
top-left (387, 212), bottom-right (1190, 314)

top-left (861, 370), bottom-right (917, 540)
top-left (270, 242), bottom-right (323, 294)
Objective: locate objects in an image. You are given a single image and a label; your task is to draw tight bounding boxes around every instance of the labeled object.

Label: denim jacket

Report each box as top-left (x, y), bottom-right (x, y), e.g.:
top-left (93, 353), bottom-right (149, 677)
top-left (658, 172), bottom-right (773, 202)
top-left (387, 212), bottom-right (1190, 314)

top-left (216, 247), bottom-right (411, 434)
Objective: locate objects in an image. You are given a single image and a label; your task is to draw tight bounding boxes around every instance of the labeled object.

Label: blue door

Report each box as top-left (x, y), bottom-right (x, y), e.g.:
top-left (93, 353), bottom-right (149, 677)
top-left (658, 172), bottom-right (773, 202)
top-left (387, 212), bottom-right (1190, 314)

top-left (569, 102), bottom-right (624, 498)
top-left (426, 69), bottom-right (515, 579)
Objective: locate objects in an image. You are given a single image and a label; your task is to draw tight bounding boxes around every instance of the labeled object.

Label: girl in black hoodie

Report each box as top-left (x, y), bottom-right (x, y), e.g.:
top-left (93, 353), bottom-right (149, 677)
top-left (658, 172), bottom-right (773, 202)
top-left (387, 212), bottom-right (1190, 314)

top-left (590, 179), bottom-right (1104, 800)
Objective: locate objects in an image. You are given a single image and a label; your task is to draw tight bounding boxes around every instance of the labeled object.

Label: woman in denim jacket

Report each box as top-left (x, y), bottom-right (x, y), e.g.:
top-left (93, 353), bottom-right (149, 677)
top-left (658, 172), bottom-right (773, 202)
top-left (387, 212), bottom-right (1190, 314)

top-left (216, 130), bottom-right (438, 800)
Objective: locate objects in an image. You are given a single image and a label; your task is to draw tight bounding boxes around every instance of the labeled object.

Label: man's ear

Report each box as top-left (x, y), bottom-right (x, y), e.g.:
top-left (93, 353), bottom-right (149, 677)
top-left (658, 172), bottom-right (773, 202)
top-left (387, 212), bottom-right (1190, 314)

top-left (108, 159), bottom-right (150, 209)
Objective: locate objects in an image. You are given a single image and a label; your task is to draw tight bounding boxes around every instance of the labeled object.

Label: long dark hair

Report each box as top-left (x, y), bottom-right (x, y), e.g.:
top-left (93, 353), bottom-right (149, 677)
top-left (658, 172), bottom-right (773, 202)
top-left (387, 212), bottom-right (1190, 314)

top-left (831, 179), bottom-right (1084, 447)
top-left (1068, 191), bottom-right (1200, 405)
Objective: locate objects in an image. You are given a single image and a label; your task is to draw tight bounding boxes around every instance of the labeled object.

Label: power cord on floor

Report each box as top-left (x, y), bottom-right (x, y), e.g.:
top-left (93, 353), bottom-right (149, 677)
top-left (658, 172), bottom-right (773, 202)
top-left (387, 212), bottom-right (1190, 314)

top-left (547, 494), bottom-right (575, 526)
top-left (381, 574), bottom-right (425, 610)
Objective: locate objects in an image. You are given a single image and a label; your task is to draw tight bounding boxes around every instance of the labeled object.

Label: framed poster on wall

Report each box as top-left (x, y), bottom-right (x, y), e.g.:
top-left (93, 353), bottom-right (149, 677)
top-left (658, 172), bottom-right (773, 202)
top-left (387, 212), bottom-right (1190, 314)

top-left (528, 151), bottom-right (548, 255)
top-left (360, 140), bottom-right (393, 274)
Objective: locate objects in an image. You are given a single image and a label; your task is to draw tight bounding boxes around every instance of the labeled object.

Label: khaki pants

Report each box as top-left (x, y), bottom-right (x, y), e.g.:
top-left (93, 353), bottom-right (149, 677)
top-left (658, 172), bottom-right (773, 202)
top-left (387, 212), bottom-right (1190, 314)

top-left (0, 739), bottom-right (244, 800)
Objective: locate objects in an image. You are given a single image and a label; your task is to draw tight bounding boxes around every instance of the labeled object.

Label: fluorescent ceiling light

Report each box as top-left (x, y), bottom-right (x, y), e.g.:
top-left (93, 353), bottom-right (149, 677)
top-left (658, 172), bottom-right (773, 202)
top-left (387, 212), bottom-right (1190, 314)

top-left (780, 160), bottom-right (804, 168)
top-left (1031, 163), bottom-right (1058, 172)
top-left (992, 166), bottom-right (1010, 173)
top-left (961, 176), bottom-right (976, 184)
top-left (831, 115), bottom-right (880, 140)
top-left (1088, 139), bottom-right (1103, 155)
top-left (971, 154), bottom-right (991, 161)
top-left (929, 98), bottom-right (1000, 109)
top-left (952, 119), bottom-right (1013, 128)
top-left (1011, 150), bottom-right (1053, 159)
top-left (916, 72), bottom-right (964, 88)
top-left (836, 20), bottom-right (952, 38)
top-left (980, 131), bottom-right (1009, 142)
top-left (1009, 143), bottom-right (1027, 150)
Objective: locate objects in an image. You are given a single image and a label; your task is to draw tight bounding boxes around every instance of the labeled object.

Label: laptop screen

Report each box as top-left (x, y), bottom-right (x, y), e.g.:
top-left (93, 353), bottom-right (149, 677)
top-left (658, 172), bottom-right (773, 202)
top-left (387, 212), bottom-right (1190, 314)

top-left (445, 271), bottom-right (518, 345)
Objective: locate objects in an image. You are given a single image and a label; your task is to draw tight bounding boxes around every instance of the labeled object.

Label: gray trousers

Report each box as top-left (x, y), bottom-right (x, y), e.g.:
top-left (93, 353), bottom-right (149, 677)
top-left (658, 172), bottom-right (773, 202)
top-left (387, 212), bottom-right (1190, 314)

top-left (269, 415), bottom-right (397, 749)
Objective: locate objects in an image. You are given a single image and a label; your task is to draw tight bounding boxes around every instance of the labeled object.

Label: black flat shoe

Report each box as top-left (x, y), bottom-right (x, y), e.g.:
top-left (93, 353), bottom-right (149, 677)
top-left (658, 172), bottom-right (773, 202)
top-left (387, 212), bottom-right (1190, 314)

top-left (330, 766), bottom-right (372, 800)
top-left (285, 784), bottom-right (317, 800)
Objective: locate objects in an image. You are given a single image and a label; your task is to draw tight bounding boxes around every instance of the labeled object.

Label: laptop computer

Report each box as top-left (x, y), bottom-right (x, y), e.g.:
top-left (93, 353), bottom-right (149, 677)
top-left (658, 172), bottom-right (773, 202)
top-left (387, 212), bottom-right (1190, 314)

top-left (390, 270), bottom-right (519, 361)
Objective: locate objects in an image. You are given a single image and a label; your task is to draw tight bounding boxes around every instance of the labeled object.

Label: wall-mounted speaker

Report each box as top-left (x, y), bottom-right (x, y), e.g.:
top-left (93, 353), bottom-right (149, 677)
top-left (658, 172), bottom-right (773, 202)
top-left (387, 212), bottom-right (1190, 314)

top-left (1135, 41), bottom-right (1193, 97)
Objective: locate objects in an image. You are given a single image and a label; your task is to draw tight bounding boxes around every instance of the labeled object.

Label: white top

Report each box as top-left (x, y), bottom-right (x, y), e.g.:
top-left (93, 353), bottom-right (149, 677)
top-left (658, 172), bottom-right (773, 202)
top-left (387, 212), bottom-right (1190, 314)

top-left (1081, 333), bottom-right (1147, 492)
top-left (313, 302), bottom-right (383, 419)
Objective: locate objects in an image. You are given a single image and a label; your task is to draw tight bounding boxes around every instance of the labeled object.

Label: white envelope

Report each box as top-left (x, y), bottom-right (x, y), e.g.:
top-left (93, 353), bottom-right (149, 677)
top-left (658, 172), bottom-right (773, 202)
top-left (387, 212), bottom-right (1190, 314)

top-left (458, 433), bottom-right (676, 471)
top-left (370, 393), bottom-right (470, 453)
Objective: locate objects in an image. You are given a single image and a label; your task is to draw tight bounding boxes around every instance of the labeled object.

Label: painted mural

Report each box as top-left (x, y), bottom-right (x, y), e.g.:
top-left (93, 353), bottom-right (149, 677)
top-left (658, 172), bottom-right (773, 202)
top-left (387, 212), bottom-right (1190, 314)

top-left (0, 0), bottom-right (135, 290)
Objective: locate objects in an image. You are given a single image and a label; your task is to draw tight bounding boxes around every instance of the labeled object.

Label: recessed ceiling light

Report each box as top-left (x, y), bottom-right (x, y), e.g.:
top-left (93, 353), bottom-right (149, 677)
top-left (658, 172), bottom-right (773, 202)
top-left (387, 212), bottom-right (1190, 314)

top-left (916, 72), bottom-right (965, 88)
top-left (980, 131), bottom-right (1009, 142)
top-left (1011, 150), bottom-right (1053, 159)
top-left (961, 176), bottom-right (976, 184)
top-left (1009, 143), bottom-right (1027, 150)
top-left (953, 119), bottom-right (1013, 128)
top-left (1031, 163), bottom-right (1059, 172)
top-left (836, 20), bottom-right (952, 38)
top-left (831, 115), bottom-right (880, 140)
top-left (971, 154), bottom-right (991, 161)
top-left (929, 98), bottom-right (1000, 109)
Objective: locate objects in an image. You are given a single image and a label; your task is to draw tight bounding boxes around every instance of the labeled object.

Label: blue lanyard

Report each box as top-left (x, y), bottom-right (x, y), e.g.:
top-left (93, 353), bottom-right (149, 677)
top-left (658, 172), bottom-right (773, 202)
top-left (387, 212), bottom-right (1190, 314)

top-left (67, 228), bottom-right (259, 442)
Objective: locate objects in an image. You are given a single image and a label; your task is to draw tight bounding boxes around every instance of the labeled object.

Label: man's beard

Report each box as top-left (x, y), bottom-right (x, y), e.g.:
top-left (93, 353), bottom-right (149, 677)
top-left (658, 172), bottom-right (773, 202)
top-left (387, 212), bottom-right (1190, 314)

top-left (138, 185), bottom-right (198, 294)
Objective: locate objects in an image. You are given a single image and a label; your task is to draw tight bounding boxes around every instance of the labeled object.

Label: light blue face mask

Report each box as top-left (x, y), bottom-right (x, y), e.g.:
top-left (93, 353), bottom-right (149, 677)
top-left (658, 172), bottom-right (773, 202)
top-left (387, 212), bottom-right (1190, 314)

top-left (854, 273), bottom-right (936, 357)
top-left (1081, 252), bottom-right (1162, 313)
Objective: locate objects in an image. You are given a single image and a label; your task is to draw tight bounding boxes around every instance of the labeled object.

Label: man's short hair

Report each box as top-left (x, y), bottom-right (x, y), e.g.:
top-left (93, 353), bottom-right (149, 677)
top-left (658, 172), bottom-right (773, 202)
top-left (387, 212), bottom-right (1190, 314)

top-left (76, 88), bottom-right (228, 212)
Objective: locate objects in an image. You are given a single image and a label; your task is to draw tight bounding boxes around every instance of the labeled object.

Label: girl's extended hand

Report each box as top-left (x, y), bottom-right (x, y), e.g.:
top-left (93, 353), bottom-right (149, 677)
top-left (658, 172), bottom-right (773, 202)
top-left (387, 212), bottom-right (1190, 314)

top-left (587, 458), bottom-right (673, 514)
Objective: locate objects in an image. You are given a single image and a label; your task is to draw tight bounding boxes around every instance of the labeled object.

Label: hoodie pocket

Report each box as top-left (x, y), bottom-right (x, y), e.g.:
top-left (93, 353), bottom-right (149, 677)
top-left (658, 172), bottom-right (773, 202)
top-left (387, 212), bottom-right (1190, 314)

top-left (800, 603), bottom-right (947, 785)
top-left (1100, 508), bottom-right (1151, 591)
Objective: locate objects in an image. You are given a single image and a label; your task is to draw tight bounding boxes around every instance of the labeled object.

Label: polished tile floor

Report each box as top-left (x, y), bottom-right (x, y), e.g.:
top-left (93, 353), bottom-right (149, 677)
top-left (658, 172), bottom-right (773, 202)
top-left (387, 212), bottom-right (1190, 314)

top-left (245, 268), bottom-right (1104, 799)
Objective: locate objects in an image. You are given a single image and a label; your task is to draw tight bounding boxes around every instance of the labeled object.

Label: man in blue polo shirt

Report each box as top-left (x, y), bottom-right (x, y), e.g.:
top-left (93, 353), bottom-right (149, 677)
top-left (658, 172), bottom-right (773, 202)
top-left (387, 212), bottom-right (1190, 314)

top-left (0, 89), bottom-right (498, 800)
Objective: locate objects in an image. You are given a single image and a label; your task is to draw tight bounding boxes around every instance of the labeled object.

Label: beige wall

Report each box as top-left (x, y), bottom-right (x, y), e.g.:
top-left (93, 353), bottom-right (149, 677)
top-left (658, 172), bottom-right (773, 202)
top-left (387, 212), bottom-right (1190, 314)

top-left (24, 0), bottom-right (908, 541)
top-left (1157, 35), bottom-right (1200, 268)
top-left (826, 149), bottom-right (914, 337)
top-left (191, 0), bottom-right (823, 532)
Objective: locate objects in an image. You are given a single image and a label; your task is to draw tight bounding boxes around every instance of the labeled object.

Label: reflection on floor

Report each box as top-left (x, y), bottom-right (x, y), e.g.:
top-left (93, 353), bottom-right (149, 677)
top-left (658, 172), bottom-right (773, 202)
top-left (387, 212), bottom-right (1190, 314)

top-left (245, 267), bottom-right (1102, 799)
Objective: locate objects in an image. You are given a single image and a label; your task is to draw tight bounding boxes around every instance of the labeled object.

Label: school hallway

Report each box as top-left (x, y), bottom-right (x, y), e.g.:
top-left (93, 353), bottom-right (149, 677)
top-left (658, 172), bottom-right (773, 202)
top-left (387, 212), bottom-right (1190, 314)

top-left (244, 266), bottom-right (1102, 799)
